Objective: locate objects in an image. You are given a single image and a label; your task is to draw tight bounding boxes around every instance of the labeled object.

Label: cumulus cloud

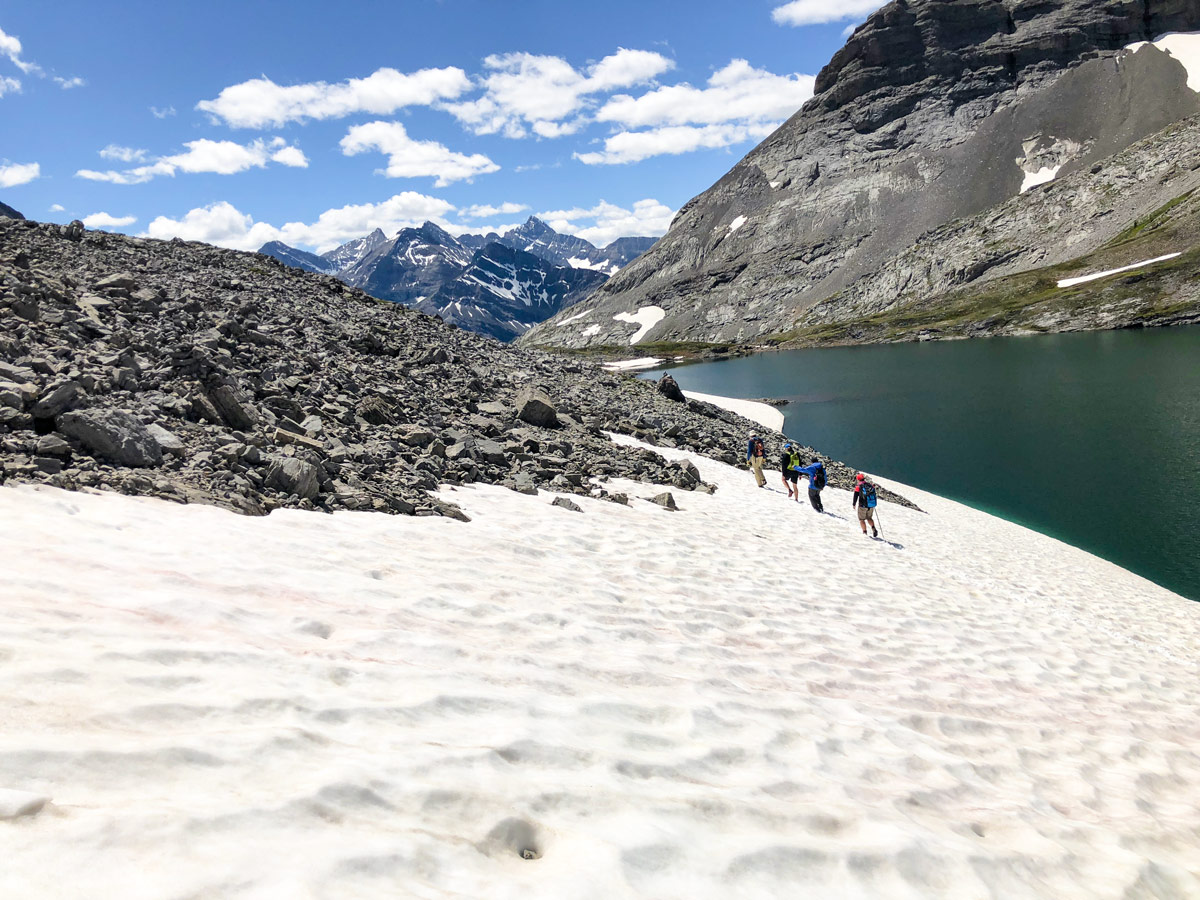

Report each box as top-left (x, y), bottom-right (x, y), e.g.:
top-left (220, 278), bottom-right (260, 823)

top-left (536, 198), bottom-right (675, 246)
top-left (0, 25), bottom-right (38, 75)
top-left (49, 203), bottom-right (64, 212)
top-left (81, 212), bottom-right (137, 229)
top-left (0, 75), bottom-right (19, 97)
top-left (99, 145), bottom-right (148, 163)
top-left (198, 66), bottom-right (472, 129)
top-left (445, 48), bottom-right (673, 139)
top-left (772, 0), bottom-right (882, 26)
top-left (143, 193), bottom-right (457, 254)
top-left (340, 121), bottom-right (498, 187)
top-left (578, 60), bottom-right (813, 165)
top-left (77, 137), bottom-right (306, 184)
top-left (54, 75), bottom-right (85, 89)
top-left (0, 161), bottom-right (40, 187)
top-left (150, 105), bottom-right (176, 119)
top-left (461, 202), bottom-right (528, 219)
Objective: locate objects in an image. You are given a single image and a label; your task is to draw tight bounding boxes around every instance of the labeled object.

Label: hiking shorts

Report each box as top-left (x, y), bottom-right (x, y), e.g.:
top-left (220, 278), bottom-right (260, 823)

top-left (857, 505), bottom-right (875, 521)
top-left (783, 470), bottom-right (799, 483)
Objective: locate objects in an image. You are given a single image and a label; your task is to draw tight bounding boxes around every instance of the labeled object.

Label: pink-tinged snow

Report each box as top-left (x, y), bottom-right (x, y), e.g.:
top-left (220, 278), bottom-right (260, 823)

top-left (1057, 253), bottom-right (1183, 288)
top-left (612, 306), bottom-right (666, 344)
top-left (1127, 32), bottom-right (1200, 92)
top-left (1, 433), bottom-right (1199, 899)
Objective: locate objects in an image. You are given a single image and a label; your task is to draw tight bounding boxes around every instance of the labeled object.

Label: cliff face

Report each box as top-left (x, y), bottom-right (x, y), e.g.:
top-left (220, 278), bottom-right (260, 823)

top-left (524, 0), bottom-right (1200, 350)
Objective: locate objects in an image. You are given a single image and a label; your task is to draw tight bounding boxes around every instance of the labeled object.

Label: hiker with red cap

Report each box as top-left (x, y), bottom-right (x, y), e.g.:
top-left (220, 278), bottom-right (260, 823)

top-left (852, 472), bottom-right (879, 538)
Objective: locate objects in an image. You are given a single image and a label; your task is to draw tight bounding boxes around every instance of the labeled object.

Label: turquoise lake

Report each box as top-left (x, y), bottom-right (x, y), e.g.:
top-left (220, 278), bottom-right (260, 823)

top-left (642, 327), bottom-right (1200, 601)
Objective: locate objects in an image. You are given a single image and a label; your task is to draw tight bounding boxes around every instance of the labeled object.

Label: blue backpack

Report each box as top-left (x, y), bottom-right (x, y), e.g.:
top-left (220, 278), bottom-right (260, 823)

top-left (860, 481), bottom-right (877, 508)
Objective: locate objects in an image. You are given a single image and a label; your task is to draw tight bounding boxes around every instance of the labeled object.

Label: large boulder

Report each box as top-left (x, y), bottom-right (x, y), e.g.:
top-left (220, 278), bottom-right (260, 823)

top-left (31, 382), bottom-right (84, 419)
top-left (515, 387), bottom-right (558, 428)
top-left (57, 410), bottom-right (163, 467)
top-left (264, 456), bottom-right (320, 500)
top-left (657, 373), bottom-right (685, 403)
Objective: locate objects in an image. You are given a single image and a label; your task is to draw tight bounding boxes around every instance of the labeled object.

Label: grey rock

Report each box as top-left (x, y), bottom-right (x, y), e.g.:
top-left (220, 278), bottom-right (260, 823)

top-left (649, 492), bottom-right (677, 510)
top-left (264, 456), bottom-right (320, 500)
top-left (94, 272), bottom-right (138, 292)
top-left (208, 384), bottom-right (260, 431)
top-left (551, 496), bottom-right (583, 512)
top-left (657, 373), bottom-right (685, 403)
top-left (63, 220), bottom-right (84, 241)
top-left (35, 434), bottom-right (72, 459)
top-left (146, 423), bottom-right (186, 456)
top-left (516, 387), bottom-right (558, 428)
top-left (31, 382), bottom-right (84, 419)
top-left (57, 409), bottom-right (163, 467)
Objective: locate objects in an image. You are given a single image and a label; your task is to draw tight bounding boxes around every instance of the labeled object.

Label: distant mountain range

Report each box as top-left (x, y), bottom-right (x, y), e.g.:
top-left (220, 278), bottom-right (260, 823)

top-left (258, 217), bottom-right (656, 341)
top-left (0, 201), bottom-right (24, 220)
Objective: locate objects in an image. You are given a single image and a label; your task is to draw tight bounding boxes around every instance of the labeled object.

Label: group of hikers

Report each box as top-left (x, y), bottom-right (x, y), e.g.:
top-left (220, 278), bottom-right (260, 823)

top-left (745, 434), bottom-right (880, 538)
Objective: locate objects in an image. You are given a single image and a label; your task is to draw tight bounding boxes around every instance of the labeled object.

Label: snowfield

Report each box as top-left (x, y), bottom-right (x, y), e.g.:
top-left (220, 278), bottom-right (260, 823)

top-left (1, 429), bottom-right (1199, 898)
top-left (613, 306), bottom-right (666, 344)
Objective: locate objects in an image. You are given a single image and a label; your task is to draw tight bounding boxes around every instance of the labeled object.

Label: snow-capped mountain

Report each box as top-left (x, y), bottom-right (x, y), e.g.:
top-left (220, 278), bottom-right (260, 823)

top-left (319, 228), bottom-right (389, 272)
top-left (417, 242), bottom-right (608, 341)
top-left (257, 241), bottom-right (335, 275)
top-left (257, 217), bottom-right (656, 341)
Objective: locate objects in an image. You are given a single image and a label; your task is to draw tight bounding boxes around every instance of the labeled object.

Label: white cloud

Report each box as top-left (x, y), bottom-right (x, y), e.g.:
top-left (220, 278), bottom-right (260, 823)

top-left (577, 122), bottom-right (780, 166)
top-left (0, 161), bottom-right (40, 187)
top-left (77, 138), bottom-right (306, 184)
top-left (143, 193), bottom-right (457, 254)
top-left (49, 203), bottom-right (64, 212)
top-left (0, 75), bottom-right (19, 97)
top-left (0, 25), bottom-right (38, 75)
top-left (270, 145), bottom-right (309, 168)
top-left (99, 145), bottom-right (147, 163)
top-left (578, 60), bottom-right (813, 165)
top-left (54, 75), bottom-right (85, 89)
top-left (197, 66), bottom-right (471, 128)
top-left (462, 202), bottom-right (529, 219)
top-left (81, 212), bottom-right (137, 229)
top-left (340, 121), bottom-right (498, 187)
top-left (772, 0), bottom-right (882, 26)
top-left (445, 48), bottom-right (673, 139)
top-left (536, 198), bottom-right (675, 246)
top-left (596, 60), bottom-right (813, 128)
top-left (150, 105), bottom-right (176, 119)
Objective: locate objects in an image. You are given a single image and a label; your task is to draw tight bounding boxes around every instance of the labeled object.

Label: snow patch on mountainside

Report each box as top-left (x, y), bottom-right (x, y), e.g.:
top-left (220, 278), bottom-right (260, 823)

top-left (1128, 32), bottom-right (1200, 92)
top-left (613, 306), bottom-right (665, 344)
top-left (1057, 252), bottom-right (1183, 287)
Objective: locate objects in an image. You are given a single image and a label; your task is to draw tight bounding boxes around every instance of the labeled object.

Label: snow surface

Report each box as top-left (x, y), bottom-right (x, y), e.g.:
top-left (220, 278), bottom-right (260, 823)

top-left (612, 306), bottom-right (666, 344)
top-left (581, 324), bottom-right (601, 338)
top-left (728, 216), bottom-right (747, 233)
top-left (600, 357), bottom-right (663, 371)
top-left (555, 309), bottom-right (591, 327)
top-left (1057, 252), bottom-right (1183, 288)
top-left (1127, 32), bottom-right (1200, 92)
top-left (2, 431), bottom-right (1199, 898)
top-left (1020, 165), bottom-right (1062, 193)
top-left (685, 390), bottom-right (785, 432)
top-left (567, 257), bottom-right (618, 276)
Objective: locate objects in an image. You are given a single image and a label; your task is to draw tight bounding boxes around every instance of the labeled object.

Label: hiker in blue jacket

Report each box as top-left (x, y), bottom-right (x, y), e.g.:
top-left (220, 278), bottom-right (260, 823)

top-left (795, 459), bottom-right (826, 512)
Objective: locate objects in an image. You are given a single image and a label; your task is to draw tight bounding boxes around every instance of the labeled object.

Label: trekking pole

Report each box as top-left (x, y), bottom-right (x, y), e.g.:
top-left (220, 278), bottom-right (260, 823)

top-left (876, 505), bottom-right (884, 539)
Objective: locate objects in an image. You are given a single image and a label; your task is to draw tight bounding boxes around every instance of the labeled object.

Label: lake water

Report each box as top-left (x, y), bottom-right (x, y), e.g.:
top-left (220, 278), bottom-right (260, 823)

top-left (644, 327), bottom-right (1200, 601)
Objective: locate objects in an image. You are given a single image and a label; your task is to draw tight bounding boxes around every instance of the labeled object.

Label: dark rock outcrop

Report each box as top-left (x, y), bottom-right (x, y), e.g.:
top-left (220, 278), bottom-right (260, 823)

top-left (0, 201), bottom-right (23, 221)
top-left (526, 0), bottom-right (1200, 349)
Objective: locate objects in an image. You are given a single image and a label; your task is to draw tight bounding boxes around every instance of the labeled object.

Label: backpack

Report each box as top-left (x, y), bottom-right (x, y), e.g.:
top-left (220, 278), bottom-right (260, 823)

top-left (813, 465), bottom-right (826, 490)
top-left (751, 438), bottom-right (764, 457)
top-left (860, 481), bottom-right (877, 508)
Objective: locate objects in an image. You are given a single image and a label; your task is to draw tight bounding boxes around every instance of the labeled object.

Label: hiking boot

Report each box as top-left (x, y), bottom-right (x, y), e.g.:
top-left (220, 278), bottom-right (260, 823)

top-left (872, 529), bottom-right (879, 538)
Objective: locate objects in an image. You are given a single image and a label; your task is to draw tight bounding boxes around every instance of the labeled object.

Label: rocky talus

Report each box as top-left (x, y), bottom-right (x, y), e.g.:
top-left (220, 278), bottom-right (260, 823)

top-left (525, 0), bottom-right (1200, 350)
top-left (0, 219), bottom-right (900, 518)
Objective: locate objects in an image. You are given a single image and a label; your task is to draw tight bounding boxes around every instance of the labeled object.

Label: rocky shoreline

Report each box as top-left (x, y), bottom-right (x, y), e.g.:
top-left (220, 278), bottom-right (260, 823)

top-left (0, 218), bottom-right (906, 519)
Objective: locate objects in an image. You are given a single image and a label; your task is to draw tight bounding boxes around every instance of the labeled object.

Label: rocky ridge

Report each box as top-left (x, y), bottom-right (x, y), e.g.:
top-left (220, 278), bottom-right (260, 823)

top-left (0, 201), bottom-right (23, 221)
top-left (0, 218), bottom-right (900, 519)
top-left (525, 0), bottom-right (1200, 350)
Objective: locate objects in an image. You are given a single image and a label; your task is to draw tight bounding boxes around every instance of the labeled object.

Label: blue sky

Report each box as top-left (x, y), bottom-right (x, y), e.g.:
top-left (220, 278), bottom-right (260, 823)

top-left (0, 0), bottom-right (875, 252)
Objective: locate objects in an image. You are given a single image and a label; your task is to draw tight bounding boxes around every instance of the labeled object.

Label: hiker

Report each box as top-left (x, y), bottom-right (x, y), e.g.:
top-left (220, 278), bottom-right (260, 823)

top-left (795, 458), bottom-right (827, 512)
top-left (852, 472), bottom-right (879, 537)
top-left (745, 433), bottom-right (767, 488)
top-left (780, 442), bottom-right (802, 501)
